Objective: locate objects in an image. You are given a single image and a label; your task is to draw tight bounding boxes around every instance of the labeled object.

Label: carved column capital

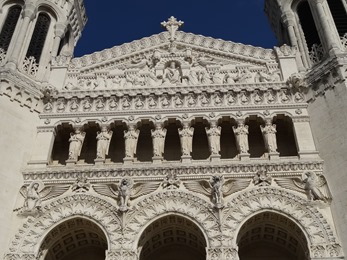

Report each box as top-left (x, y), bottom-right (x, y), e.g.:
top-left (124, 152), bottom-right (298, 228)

top-left (54, 22), bottom-right (68, 38)
top-left (207, 247), bottom-right (239, 260)
top-left (22, 3), bottom-right (37, 21)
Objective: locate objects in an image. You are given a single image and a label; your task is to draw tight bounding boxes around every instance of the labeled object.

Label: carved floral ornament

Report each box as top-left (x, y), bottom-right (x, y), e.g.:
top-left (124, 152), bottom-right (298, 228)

top-left (6, 185), bottom-right (342, 259)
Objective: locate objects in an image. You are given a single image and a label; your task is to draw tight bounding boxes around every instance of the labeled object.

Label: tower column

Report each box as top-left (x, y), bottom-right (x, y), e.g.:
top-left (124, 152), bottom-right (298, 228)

top-left (52, 22), bottom-right (67, 57)
top-left (292, 118), bottom-right (319, 159)
top-left (28, 126), bottom-right (56, 167)
top-left (309, 0), bottom-right (341, 54)
top-left (6, 2), bottom-right (37, 70)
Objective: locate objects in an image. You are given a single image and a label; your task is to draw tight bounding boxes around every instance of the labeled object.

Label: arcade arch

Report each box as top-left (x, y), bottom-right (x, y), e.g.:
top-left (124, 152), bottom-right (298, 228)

top-left (237, 212), bottom-right (308, 260)
top-left (138, 215), bottom-right (207, 260)
top-left (39, 218), bottom-right (108, 260)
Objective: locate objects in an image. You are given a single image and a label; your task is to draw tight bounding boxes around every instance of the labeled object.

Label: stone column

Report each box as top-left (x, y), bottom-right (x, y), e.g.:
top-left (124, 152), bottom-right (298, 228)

top-left (51, 22), bottom-right (67, 57)
top-left (292, 118), bottom-right (319, 159)
top-left (309, 0), bottom-right (341, 54)
top-left (260, 119), bottom-right (279, 159)
top-left (27, 126), bottom-right (56, 167)
top-left (232, 120), bottom-right (250, 161)
top-left (151, 123), bottom-right (167, 164)
top-left (179, 122), bottom-right (194, 163)
top-left (95, 125), bottom-right (113, 165)
top-left (6, 2), bottom-right (37, 70)
top-left (123, 124), bottom-right (139, 164)
top-left (66, 126), bottom-right (86, 166)
top-left (206, 121), bottom-right (221, 162)
top-left (206, 247), bottom-right (239, 260)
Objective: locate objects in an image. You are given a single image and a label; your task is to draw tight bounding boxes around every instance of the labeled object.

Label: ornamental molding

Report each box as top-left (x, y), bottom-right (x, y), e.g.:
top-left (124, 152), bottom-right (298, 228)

top-left (22, 160), bottom-right (324, 181)
top-left (41, 84), bottom-right (307, 117)
top-left (69, 31), bottom-right (276, 71)
top-left (223, 187), bottom-right (342, 253)
top-left (7, 194), bottom-right (121, 255)
top-left (124, 190), bottom-right (219, 248)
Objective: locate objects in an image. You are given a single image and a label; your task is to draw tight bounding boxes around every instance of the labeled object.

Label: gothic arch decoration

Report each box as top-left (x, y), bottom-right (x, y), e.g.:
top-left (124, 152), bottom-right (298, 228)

top-left (6, 194), bottom-right (122, 257)
top-left (222, 187), bottom-right (343, 258)
top-left (124, 190), bottom-right (219, 249)
top-left (0, 4), bottom-right (22, 52)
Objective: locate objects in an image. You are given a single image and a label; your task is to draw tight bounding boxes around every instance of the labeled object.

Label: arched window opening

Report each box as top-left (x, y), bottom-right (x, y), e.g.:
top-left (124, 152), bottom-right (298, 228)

top-left (0, 5), bottom-right (21, 51)
top-left (163, 119), bottom-right (182, 161)
top-left (108, 122), bottom-right (126, 163)
top-left (40, 218), bottom-right (108, 260)
top-left (26, 13), bottom-right (51, 62)
top-left (246, 116), bottom-right (266, 158)
top-left (273, 115), bottom-right (298, 157)
top-left (297, 1), bottom-right (321, 50)
top-left (136, 120), bottom-right (154, 162)
top-left (79, 123), bottom-right (98, 164)
top-left (219, 117), bottom-right (238, 159)
top-left (237, 212), bottom-right (309, 260)
top-left (191, 118), bottom-right (210, 160)
top-left (327, 0), bottom-right (347, 37)
top-left (51, 123), bottom-right (73, 165)
top-left (138, 215), bottom-right (207, 260)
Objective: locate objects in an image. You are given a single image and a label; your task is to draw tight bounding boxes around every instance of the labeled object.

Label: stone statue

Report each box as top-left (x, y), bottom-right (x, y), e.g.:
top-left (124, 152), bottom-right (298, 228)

top-left (178, 123), bottom-right (194, 156)
top-left (124, 125), bottom-right (140, 158)
top-left (205, 123), bottom-right (221, 155)
top-left (68, 128), bottom-right (86, 161)
top-left (96, 126), bottom-right (113, 159)
top-left (235, 69), bottom-right (253, 83)
top-left (210, 176), bottom-right (224, 206)
top-left (260, 120), bottom-right (277, 153)
top-left (118, 178), bottom-right (133, 211)
top-left (151, 125), bottom-right (167, 157)
top-left (23, 182), bottom-right (42, 211)
top-left (163, 61), bottom-right (181, 85)
top-left (233, 122), bottom-right (249, 154)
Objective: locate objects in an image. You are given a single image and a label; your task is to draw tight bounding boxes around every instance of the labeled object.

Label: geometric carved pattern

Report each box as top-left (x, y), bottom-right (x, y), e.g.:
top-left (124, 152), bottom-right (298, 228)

top-left (8, 195), bottom-right (120, 255)
top-left (223, 187), bottom-right (339, 249)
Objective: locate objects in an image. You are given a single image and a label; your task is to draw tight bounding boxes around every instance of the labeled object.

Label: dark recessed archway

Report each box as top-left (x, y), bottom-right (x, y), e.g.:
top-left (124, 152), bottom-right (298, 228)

top-left (237, 212), bottom-right (309, 260)
top-left (138, 215), bottom-right (207, 260)
top-left (40, 218), bottom-right (108, 260)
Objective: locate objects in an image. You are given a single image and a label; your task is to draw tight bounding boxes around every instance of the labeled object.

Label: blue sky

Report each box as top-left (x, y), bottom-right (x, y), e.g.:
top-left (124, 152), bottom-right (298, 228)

top-left (74, 0), bottom-right (278, 57)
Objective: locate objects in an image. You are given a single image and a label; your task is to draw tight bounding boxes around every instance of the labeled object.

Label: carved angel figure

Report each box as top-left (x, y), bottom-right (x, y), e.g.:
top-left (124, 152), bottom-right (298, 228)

top-left (124, 125), bottom-right (140, 158)
top-left (260, 120), bottom-right (277, 153)
top-left (205, 123), bottom-right (221, 155)
top-left (275, 172), bottom-right (331, 202)
top-left (93, 179), bottom-right (160, 211)
top-left (184, 177), bottom-right (250, 208)
top-left (178, 123), bottom-right (194, 156)
top-left (96, 127), bottom-right (113, 159)
top-left (17, 182), bottom-right (69, 214)
top-left (233, 123), bottom-right (249, 154)
top-left (163, 61), bottom-right (181, 85)
top-left (235, 69), bottom-right (253, 83)
top-left (68, 128), bottom-right (86, 161)
top-left (151, 125), bottom-right (167, 157)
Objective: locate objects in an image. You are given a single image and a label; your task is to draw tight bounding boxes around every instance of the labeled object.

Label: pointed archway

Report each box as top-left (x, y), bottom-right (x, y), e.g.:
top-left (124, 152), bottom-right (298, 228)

top-left (237, 212), bottom-right (308, 260)
top-left (39, 218), bottom-right (108, 260)
top-left (138, 215), bottom-right (207, 260)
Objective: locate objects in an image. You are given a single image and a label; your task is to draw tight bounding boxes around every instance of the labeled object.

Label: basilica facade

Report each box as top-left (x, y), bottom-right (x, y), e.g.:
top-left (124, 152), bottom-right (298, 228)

top-left (0, 0), bottom-right (347, 260)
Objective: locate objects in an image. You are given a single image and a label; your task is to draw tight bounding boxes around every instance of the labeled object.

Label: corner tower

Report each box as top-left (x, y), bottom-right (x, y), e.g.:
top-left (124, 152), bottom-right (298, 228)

top-left (0, 0), bottom-right (86, 257)
top-left (266, 0), bottom-right (347, 255)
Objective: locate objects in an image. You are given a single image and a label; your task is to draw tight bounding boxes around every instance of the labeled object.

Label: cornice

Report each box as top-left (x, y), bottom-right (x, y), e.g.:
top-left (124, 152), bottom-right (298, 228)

top-left (22, 159), bottom-right (323, 181)
top-left (69, 31), bottom-right (276, 70)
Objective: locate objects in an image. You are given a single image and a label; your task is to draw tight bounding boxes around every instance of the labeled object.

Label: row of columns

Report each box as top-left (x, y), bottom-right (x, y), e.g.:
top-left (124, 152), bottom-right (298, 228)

top-left (28, 117), bottom-right (319, 166)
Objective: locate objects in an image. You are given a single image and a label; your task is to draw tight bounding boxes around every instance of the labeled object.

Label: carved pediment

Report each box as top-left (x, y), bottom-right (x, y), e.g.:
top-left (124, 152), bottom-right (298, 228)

top-left (63, 18), bottom-right (283, 91)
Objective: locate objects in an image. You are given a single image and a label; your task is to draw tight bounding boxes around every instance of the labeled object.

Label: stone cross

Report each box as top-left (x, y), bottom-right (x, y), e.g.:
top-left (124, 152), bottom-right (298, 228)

top-left (161, 16), bottom-right (184, 41)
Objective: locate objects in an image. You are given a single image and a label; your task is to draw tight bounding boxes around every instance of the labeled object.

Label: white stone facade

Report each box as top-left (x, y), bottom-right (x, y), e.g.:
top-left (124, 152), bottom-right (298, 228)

top-left (0, 0), bottom-right (346, 259)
